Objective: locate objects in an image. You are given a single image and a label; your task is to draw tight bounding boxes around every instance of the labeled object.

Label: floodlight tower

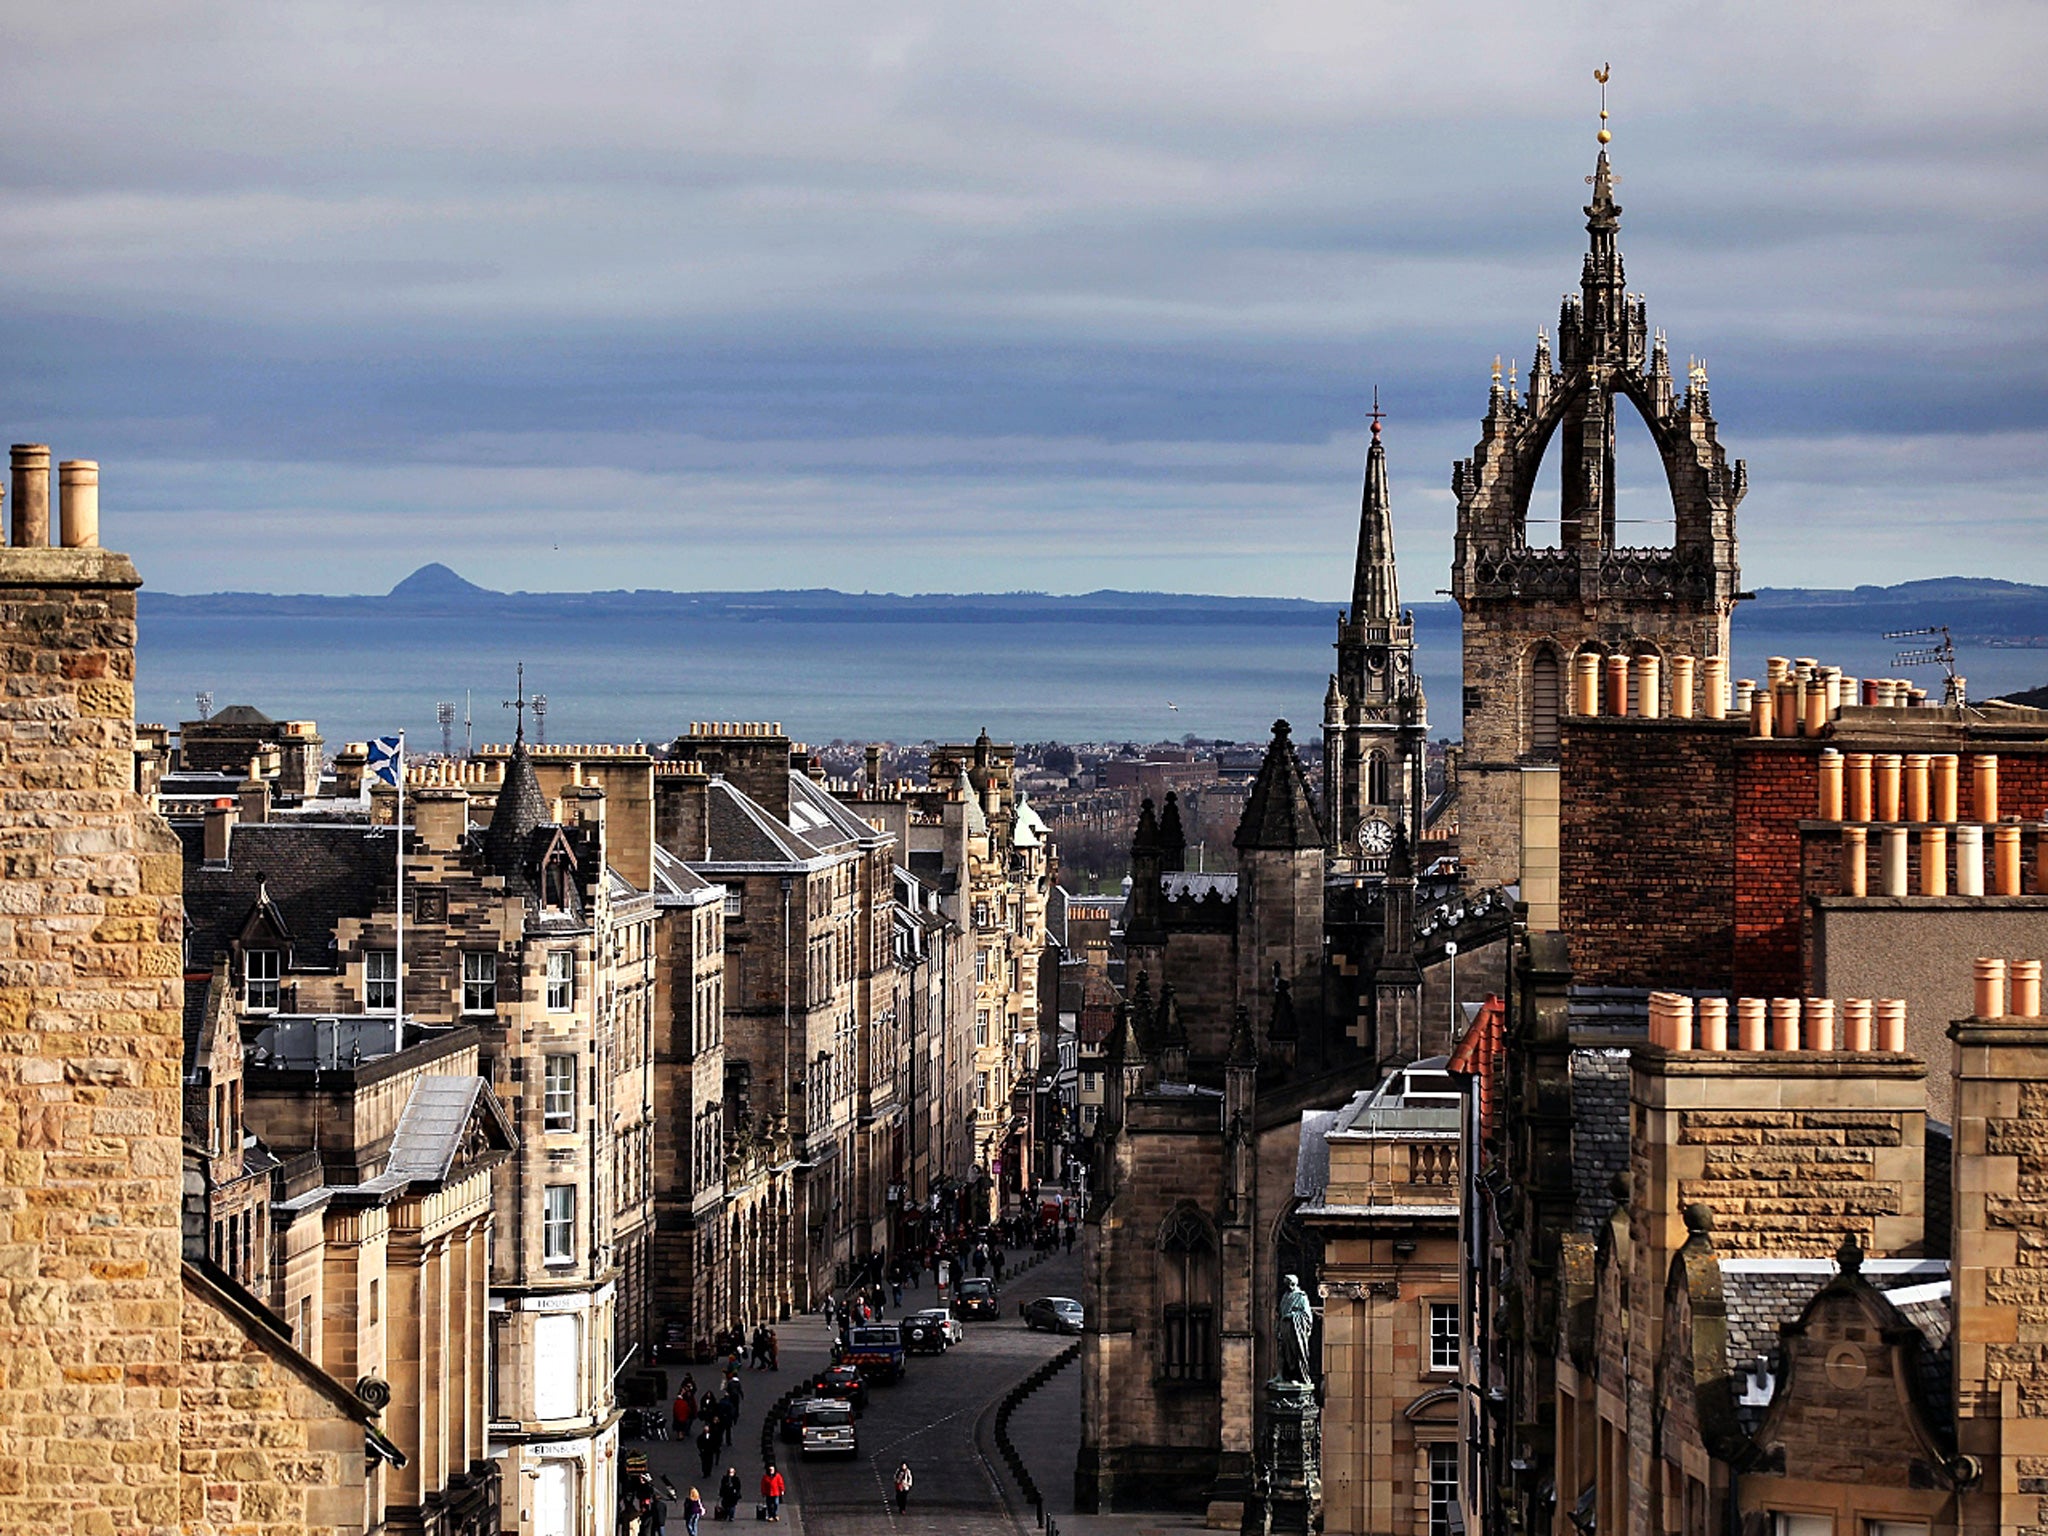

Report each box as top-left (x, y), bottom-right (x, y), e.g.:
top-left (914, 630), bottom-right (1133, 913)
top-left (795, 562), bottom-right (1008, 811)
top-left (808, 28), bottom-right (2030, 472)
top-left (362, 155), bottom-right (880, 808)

top-left (437, 701), bottom-right (457, 758)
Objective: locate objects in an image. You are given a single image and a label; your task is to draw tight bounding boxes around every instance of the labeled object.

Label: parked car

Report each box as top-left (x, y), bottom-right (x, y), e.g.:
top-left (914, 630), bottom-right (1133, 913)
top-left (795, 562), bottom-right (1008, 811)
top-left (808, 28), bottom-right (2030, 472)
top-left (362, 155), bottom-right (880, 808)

top-left (810, 1363), bottom-right (869, 1412)
top-left (908, 1307), bottom-right (963, 1349)
top-left (956, 1276), bottom-right (1001, 1319)
top-left (779, 1396), bottom-right (829, 1443)
top-left (1023, 1296), bottom-right (1084, 1335)
top-left (801, 1401), bottom-right (858, 1459)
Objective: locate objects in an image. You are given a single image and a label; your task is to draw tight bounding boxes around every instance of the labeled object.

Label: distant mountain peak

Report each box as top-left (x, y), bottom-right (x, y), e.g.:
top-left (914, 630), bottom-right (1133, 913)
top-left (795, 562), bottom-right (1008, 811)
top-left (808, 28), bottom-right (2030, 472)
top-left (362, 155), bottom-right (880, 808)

top-left (388, 563), bottom-right (494, 599)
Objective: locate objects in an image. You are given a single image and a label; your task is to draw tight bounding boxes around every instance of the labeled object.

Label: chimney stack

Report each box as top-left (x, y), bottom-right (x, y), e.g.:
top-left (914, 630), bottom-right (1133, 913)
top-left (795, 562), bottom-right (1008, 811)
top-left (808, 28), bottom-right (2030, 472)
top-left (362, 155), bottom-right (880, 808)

top-left (413, 786), bottom-right (470, 852)
top-left (203, 798), bottom-right (237, 865)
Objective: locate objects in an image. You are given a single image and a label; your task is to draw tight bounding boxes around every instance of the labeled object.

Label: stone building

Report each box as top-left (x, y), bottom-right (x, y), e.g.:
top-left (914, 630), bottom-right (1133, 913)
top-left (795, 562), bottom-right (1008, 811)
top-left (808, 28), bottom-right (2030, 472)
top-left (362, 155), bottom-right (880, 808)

top-left (1296, 1060), bottom-right (1464, 1536)
top-left (175, 737), bottom-right (660, 1536)
top-left (657, 724), bottom-right (898, 1303)
top-left (178, 701), bottom-right (325, 800)
top-left (0, 470), bottom-right (395, 1536)
top-left (1324, 409), bottom-right (1429, 870)
top-left (1449, 144), bottom-right (1745, 891)
top-left (1517, 966), bottom-right (2048, 1536)
top-left (847, 732), bottom-right (1051, 1225)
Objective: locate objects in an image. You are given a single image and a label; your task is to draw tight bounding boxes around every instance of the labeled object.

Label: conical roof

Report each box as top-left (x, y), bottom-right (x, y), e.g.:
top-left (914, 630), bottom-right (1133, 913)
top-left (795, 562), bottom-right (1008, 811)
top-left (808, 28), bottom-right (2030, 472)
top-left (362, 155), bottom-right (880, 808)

top-left (957, 768), bottom-right (988, 838)
top-left (1234, 720), bottom-right (1323, 851)
top-left (484, 739), bottom-right (548, 873)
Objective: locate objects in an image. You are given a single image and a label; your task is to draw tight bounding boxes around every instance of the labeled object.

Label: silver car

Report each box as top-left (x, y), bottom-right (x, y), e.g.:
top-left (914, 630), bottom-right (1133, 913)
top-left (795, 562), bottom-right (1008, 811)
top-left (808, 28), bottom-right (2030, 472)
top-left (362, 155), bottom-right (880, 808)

top-left (801, 1402), bottom-right (858, 1458)
top-left (910, 1307), bottom-right (964, 1345)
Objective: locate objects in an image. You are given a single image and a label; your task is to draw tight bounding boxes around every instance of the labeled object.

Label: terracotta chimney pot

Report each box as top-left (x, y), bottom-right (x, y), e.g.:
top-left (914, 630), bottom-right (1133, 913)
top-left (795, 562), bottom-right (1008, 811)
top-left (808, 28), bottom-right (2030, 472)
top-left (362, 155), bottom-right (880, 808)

top-left (1737, 998), bottom-right (1768, 1052)
top-left (1904, 754), bottom-right (1931, 823)
top-left (1817, 750), bottom-right (1844, 821)
top-left (1919, 827), bottom-right (1948, 897)
top-left (1932, 756), bottom-right (1960, 823)
top-left (1975, 957), bottom-right (2008, 1020)
top-left (1604, 654), bottom-right (1629, 717)
top-left (2013, 960), bottom-right (2043, 1019)
top-left (1845, 753), bottom-right (1873, 823)
top-left (1671, 656), bottom-right (1697, 719)
top-left (1634, 654), bottom-right (1663, 719)
top-left (1974, 755), bottom-right (2000, 823)
top-left (1875, 754), bottom-right (1903, 822)
top-left (1840, 825), bottom-right (1867, 896)
top-left (1994, 823), bottom-right (2022, 896)
top-left (1842, 998), bottom-right (1874, 1052)
top-left (1774, 680), bottom-right (1799, 739)
top-left (1803, 996), bottom-right (1836, 1051)
top-left (1769, 998), bottom-right (1801, 1051)
top-left (1702, 657), bottom-right (1729, 720)
top-left (1876, 999), bottom-right (1907, 1053)
top-left (1695, 996), bottom-right (1728, 1051)
top-left (1751, 690), bottom-right (1774, 738)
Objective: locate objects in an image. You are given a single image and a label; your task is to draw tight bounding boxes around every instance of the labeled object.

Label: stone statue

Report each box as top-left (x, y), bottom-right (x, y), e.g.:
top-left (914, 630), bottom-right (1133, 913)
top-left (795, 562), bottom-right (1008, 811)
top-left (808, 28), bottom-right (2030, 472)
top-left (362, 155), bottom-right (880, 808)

top-left (1276, 1273), bottom-right (1314, 1385)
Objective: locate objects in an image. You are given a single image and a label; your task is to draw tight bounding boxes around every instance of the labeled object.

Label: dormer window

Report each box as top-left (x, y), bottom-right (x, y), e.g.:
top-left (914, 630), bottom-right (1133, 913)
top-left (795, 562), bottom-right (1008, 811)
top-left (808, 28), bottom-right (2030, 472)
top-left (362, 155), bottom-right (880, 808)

top-left (242, 948), bottom-right (280, 1012)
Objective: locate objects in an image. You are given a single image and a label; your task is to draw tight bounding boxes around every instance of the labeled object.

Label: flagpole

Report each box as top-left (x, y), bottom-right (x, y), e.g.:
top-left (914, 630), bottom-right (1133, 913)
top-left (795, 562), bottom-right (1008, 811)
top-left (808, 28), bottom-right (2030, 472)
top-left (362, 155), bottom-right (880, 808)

top-left (395, 730), bottom-right (405, 1051)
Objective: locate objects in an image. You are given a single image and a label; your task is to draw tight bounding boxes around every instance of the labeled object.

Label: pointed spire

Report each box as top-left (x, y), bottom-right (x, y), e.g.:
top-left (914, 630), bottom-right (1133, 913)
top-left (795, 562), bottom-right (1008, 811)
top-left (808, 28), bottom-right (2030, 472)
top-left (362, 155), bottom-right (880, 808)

top-left (1158, 793), bottom-right (1186, 873)
top-left (1228, 1003), bottom-right (1258, 1067)
top-left (1132, 796), bottom-right (1159, 853)
top-left (484, 737), bottom-right (547, 874)
top-left (1234, 720), bottom-right (1323, 851)
top-left (1349, 390), bottom-right (1400, 624)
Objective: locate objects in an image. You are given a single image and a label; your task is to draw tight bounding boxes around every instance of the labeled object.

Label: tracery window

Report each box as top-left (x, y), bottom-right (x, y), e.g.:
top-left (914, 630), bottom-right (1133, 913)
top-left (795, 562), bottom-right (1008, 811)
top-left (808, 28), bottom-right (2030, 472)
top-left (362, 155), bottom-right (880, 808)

top-left (1159, 1206), bottom-right (1216, 1382)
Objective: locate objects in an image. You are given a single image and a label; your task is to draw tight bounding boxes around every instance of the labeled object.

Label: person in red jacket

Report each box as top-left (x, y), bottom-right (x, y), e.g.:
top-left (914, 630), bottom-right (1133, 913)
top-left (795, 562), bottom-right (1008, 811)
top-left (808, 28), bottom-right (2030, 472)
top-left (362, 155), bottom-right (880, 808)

top-left (672, 1388), bottom-right (694, 1439)
top-left (760, 1464), bottom-right (786, 1522)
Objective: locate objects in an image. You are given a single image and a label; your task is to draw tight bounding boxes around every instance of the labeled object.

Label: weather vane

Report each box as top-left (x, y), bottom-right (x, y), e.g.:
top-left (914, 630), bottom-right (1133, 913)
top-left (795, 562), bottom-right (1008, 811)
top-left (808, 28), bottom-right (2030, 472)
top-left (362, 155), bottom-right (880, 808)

top-left (1369, 385), bottom-right (1384, 440)
top-left (1595, 64), bottom-right (1612, 145)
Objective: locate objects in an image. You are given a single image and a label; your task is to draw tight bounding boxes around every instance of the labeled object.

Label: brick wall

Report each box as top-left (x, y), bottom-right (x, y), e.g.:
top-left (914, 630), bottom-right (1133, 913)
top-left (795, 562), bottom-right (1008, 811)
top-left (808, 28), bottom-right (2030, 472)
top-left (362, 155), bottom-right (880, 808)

top-left (0, 549), bottom-right (187, 1535)
top-left (1560, 718), bottom-right (1742, 988)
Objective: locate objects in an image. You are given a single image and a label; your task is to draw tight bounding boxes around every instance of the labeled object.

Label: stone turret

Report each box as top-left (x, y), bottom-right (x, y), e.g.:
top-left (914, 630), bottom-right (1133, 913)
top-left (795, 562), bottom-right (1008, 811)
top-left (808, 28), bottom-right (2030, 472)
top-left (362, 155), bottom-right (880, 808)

top-left (1235, 721), bottom-right (1325, 1054)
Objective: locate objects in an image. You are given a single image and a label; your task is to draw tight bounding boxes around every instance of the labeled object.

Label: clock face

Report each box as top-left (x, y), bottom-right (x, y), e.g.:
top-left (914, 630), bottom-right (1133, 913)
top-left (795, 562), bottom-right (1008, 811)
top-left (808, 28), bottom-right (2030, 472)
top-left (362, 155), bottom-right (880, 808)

top-left (1359, 818), bottom-right (1394, 855)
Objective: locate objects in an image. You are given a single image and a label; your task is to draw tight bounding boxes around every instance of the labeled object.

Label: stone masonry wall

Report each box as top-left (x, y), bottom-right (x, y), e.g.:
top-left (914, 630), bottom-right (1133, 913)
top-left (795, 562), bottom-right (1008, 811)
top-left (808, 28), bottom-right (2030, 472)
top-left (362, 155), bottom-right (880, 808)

top-left (0, 550), bottom-right (187, 1536)
top-left (179, 1271), bottom-right (366, 1535)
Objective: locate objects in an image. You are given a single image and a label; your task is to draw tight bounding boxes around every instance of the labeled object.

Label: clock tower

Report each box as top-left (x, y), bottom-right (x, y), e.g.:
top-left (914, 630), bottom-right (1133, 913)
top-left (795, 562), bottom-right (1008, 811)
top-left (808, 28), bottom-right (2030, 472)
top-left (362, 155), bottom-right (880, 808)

top-left (1324, 402), bottom-right (1428, 872)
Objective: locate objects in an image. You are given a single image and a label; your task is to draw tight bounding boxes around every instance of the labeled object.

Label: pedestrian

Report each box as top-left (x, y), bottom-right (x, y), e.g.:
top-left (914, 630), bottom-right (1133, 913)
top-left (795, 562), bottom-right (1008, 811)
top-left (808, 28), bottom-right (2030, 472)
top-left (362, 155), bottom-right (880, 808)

top-left (761, 1464), bottom-right (786, 1523)
top-left (821, 1294), bottom-right (836, 1330)
top-left (1064, 1223), bottom-right (1075, 1253)
top-left (992, 1248), bottom-right (1005, 1283)
top-left (718, 1466), bottom-right (742, 1522)
top-left (683, 1487), bottom-right (704, 1536)
top-left (697, 1422), bottom-right (717, 1480)
top-left (894, 1461), bottom-right (914, 1514)
top-left (672, 1387), bottom-right (694, 1439)
top-left (767, 1327), bottom-right (779, 1371)
top-left (891, 1276), bottom-right (903, 1308)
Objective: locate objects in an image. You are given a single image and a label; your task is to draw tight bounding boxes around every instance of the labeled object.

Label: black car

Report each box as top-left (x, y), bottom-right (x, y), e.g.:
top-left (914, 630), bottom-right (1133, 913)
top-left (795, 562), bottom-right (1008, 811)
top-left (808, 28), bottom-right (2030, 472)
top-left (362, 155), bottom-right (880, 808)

top-left (1023, 1296), bottom-right (1084, 1335)
top-left (956, 1276), bottom-right (1000, 1319)
top-left (810, 1363), bottom-right (869, 1412)
top-left (779, 1396), bottom-right (830, 1443)
top-left (903, 1310), bottom-right (950, 1354)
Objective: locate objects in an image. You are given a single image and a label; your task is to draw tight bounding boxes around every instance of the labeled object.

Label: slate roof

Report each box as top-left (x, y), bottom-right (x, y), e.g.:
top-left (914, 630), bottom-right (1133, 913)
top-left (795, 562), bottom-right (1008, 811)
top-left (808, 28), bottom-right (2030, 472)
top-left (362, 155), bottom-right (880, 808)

top-left (195, 704), bottom-right (275, 727)
top-left (1234, 720), bottom-right (1322, 851)
top-left (177, 820), bottom-right (393, 972)
top-left (652, 845), bottom-right (720, 905)
top-left (383, 1076), bottom-right (516, 1184)
top-left (1294, 1108), bottom-right (1340, 1201)
top-left (1570, 1048), bottom-right (1632, 1233)
top-left (703, 780), bottom-right (818, 864)
top-left (484, 741), bottom-right (548, 874)
top-left (789, 773), bottom-right (887, 848)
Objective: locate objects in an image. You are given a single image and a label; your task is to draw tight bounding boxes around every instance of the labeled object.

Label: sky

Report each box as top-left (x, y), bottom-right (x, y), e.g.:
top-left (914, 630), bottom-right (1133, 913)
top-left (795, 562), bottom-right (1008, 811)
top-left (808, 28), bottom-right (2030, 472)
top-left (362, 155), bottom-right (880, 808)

top-left (1, 2), bottom-right (2043, 600)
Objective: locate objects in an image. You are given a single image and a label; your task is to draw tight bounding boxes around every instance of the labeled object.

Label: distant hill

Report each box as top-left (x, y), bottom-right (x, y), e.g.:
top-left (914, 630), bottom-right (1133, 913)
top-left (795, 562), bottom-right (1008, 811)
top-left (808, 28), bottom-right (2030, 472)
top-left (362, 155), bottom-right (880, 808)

top-left (144, 566), bottom-right (2048, 647)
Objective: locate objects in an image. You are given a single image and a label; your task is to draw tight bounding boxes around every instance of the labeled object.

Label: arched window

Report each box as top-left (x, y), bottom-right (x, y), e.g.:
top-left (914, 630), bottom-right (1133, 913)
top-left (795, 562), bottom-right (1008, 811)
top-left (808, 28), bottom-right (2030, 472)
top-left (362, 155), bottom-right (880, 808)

top-left (1366, 752), bottom-right (1389, 807)
top-left (1529, 648), bottom-right (1561, 754)
top-left (1159, 1207), bottom-right (1217, 1382)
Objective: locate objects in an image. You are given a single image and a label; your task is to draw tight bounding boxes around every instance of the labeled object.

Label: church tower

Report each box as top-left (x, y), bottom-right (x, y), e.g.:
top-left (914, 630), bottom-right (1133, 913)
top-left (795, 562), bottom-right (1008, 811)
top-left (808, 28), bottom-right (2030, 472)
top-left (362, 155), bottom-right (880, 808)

top-left (1450, 129), bottom-right (1745, 890)
top-left (1324, 400), bottom-right (1428, 871)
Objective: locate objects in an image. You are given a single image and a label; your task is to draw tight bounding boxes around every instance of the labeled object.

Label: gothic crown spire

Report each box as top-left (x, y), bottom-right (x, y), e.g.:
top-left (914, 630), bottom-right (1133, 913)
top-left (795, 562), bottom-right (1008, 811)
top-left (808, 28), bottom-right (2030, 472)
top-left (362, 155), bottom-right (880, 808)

top-left (1350, 396), bottom-right (1400, 625)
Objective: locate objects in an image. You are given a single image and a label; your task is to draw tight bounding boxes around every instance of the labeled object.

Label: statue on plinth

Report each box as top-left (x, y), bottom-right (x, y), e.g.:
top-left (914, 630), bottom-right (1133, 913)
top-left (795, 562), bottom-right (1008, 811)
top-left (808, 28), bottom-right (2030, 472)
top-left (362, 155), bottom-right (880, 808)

top-left (1248, 1274), bottom-right (1322, 1534)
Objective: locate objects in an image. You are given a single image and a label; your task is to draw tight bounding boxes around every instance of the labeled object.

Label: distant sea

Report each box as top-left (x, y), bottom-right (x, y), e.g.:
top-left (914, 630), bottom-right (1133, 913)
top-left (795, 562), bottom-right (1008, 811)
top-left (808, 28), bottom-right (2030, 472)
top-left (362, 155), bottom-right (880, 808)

top-left (136, 588), bottom-right (2048, 751)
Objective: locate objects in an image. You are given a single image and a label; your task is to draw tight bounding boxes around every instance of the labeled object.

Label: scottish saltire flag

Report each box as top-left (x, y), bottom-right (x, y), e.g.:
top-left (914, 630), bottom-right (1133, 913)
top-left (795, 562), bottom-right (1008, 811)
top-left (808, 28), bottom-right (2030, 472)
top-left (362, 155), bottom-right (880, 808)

top-left (366, 735), bottom-right (404, 788)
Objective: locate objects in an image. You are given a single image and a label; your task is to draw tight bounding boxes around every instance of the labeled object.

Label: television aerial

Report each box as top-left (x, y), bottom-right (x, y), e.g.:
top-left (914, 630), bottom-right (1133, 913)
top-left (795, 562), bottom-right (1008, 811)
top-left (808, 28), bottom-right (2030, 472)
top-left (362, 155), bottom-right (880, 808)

top-left (1885, 625), bottom-right (1965, 707)
top-left (194, 689), bottom-right (212, 721)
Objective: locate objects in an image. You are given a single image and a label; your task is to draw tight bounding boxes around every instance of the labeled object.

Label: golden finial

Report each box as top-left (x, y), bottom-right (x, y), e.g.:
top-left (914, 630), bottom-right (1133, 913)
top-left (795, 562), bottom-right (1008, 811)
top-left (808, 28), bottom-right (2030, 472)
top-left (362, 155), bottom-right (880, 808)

top-left (1492, 354), bottom-right (1502, 384)
top-left (1508, 359), bottom-right (1519, 391)
top-left (1595, 64), bottom-right (1612, 145)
